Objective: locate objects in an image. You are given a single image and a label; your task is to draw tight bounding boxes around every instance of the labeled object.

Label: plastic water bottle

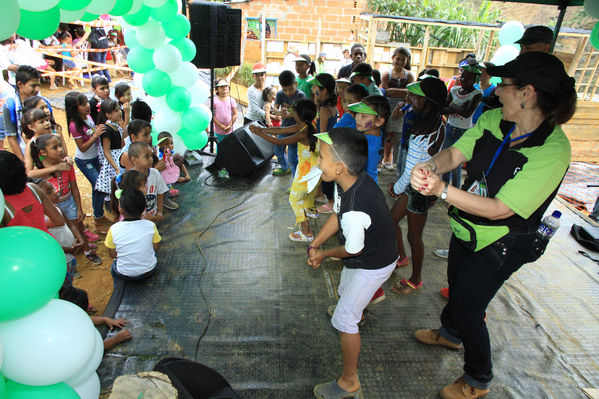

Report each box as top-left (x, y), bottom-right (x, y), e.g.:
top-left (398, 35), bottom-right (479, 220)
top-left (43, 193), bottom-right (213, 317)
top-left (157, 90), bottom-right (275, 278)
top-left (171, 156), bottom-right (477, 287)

top-left (534, 210), bottom-right (561, 257)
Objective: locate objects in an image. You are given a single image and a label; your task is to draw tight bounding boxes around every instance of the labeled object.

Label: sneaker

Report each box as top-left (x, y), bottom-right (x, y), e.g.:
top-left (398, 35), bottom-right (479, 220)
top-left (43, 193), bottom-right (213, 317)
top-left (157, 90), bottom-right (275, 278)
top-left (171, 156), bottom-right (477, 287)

top-left (434, 249), bottom-right (449, 259)
top-left (313, 380), bottom-right (362, 399)
top-left (289, 230), bottom-right (313, 242)
top-left (440, 377), bottom-right (489, 399)
top-left (85, 252), bottom-right (102, 265)
top-left (272, 168), bottom-right (291, 176)
top-left (163, 197), bottom-right (179, 210)
top-left (72, 270), bottom-right (82, 279)
top-left (369, 287), bottom-right (386, 305)
top-left (88, 243), bottom-right (97, 250)
top-left (414, 329), bottom-right (462, 350)
top-left (383, 161), bottom-right (394, 170)
top-left (84, 230), bottom-right (100, 242)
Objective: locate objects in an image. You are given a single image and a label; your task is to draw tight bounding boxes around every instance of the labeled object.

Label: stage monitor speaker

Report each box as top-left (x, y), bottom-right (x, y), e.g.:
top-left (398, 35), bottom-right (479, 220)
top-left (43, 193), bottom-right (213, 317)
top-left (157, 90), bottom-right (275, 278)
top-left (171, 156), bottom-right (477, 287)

top-left (188, 1), bottom-right (242, 69)
top-left (212, 122), bottom-right (274, 177)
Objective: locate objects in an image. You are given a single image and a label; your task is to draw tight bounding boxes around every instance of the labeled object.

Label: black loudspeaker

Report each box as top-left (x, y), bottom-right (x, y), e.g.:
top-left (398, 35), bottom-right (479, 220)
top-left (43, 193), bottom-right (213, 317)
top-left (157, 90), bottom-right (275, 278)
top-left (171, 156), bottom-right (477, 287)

top-left (188, 1), bottom-right (242, 69)
top-left (211, 122), bottom-right (274, 177)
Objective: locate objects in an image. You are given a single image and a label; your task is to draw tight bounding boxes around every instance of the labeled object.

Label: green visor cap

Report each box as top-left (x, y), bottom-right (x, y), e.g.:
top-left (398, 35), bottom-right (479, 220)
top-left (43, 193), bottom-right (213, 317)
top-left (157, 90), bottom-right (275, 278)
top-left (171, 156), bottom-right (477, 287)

top-left (349, 71), bottom-right (375, 82)
top-left (306, 76), bottom-right (324, 87)
top-left (406, 81), bottom-right (427, 98)
top-left (348, 102), bottom-right (378, 115)
top-left (315, 132), bottom-right (332, 145)
top-left (462, 64), bottom-right (482, 74)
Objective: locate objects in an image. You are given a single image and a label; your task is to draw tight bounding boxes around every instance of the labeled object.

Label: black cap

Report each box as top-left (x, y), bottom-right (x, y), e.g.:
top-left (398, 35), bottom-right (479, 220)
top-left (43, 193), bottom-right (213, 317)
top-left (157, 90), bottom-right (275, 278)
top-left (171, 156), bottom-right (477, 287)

top-left (350, 62), bottom-right (373, 77)
top-left (486, 52), bottom-right (574, 95)
top-left (515, 25), bottom-right (554, 45)
top-left (419, 77), bottom-right (448, 106)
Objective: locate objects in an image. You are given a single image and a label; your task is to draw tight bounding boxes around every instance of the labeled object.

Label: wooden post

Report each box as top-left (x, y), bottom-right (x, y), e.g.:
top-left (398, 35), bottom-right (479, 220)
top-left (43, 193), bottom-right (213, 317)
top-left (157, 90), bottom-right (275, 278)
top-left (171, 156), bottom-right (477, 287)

top-left (317, 18), bottom-right (322, 58)
top-left (261, 13), bottom-right (266, 65)
top-left (474, 28), bottom-right (484, 57)
top-left (569, 36), bottom-right (588, 76)
top-left (483, 30), bottom-right (495, 61)
top-left (366, 17), bottom-right (376, 64)
top-left (580, 46), bottom-right (594, 96)
top-left (421, 26), bottom-right (430, 73)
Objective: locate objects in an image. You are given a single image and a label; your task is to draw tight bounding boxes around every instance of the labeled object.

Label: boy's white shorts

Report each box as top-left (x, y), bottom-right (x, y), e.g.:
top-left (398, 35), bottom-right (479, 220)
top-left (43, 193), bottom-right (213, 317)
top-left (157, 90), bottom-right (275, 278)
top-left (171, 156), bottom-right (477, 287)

top-left (331, 260), bottom-right (396, 334)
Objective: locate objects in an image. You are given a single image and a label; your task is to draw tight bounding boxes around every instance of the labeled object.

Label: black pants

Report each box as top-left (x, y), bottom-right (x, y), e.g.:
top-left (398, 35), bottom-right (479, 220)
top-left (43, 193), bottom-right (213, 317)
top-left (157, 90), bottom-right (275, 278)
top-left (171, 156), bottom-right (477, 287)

top-left (439, 232), bottom-right (536, 389)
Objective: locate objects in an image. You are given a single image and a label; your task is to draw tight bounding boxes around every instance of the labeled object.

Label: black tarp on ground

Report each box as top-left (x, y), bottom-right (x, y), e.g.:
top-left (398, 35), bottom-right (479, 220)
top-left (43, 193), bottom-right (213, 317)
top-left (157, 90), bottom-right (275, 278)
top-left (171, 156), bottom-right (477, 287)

top-left (99, 158), bottom-right (599, 398)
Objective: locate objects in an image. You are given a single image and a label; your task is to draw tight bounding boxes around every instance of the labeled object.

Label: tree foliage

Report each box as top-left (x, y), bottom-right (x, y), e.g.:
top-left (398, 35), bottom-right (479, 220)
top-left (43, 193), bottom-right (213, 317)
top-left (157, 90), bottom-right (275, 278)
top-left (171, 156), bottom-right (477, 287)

top-left (367, 0), bottom-right (500, 48)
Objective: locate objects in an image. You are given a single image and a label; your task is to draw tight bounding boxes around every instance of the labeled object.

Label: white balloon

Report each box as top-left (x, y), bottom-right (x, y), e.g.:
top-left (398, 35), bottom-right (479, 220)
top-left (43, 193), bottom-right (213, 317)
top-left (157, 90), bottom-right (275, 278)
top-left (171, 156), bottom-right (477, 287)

top-left (0, 299), bottom-right (96, 386)
top-left (490, 44), bottom-right (520, 66)
top-left (153, 108), bottom-right (182, 134)
top-left (169, 62), bottom-right (199, 88)
top-left (136, 20), bottom-right (165, 49)
top-left (60, 8), bottom-right (87, 23)
top-left (144, 0), bottom-right (168, 7)
top-left (69, 372), bottom-right (101, 399)
top-left (131, 73), bottom-right (145, 99)
top-left (17, 0), bottom-right (59, 12)
top-left (128, 0), bottom-right (144, 14)
top-left (86, 0), bottom-right (117, 15)
top-left (153, 44), bottom-right (182, 73)
top-left (189, 80), bottom-right (210, 106)
top-left (65, 330), bottom-right (104, 386)
top-left (173, 132), bottom-right (188, 154)
top-left (144, 94), bottom-right (167, 113)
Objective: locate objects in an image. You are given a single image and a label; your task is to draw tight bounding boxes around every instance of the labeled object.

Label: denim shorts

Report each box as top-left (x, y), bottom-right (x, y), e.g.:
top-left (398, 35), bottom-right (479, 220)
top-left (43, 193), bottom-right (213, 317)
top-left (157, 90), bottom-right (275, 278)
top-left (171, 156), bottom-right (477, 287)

top-left (57, 194), bottom-right (78, 221)
top-left (64, 59), bottom-right (77, 69)
top-left (406, 186), bottom-right (437, 214)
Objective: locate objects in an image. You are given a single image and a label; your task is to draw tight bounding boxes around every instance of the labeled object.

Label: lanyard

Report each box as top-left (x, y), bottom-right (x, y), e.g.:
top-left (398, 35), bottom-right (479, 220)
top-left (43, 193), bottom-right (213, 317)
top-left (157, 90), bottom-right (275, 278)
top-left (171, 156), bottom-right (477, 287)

top-left (485, 125), bottom-right (533, 176)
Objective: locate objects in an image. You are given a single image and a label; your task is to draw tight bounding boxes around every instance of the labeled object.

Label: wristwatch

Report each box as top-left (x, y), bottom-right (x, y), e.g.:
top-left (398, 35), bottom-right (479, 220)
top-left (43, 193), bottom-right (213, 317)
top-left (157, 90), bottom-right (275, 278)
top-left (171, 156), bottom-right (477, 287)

top-left (440, 183), bottom-right (449, 201)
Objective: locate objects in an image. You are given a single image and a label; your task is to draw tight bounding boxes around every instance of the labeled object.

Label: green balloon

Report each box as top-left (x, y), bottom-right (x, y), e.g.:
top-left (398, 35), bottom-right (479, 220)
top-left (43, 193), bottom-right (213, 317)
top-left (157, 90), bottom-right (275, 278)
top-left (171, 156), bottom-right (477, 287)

top-left (0, 373), bottom-right (5, 399)
top-left (123, 28), bottom-right (139, 48)
top-left (122, 5), bottom-right (150, 26)
top-left (591, 22), bottom-right (599, 50)
top-left (0, 227), bottom-right (65, 322)
top-left (16, 7), bottom-right (60, 41)
top-left (0, 0), bottom-right (20, 42)
top-left (143, 68), bottom-right (171, 97)
top-left (58, 0), bottom-right (92, 11)
top-left (151, 128), bottom-right (159, 145)
top-left (169, 38), bottom-right (196, 62)
top-left (167, 86), bottom-right (192, 112)
top-left (178, 129), bottom-right (208, 150)
top-left (127, 46), bottom-right (155, 73)
top-left (163, 14), bottom-right (190, 40)
top-left (80, 12), bottom-right (99, 22)
top-left (182, 105), bottom-right (211, 132)
top-left (149, 0), bottom-right (178, 23)
top-left (5, 380), bottom-right (79, 399)
top-left (109, 0), bottom-right (134, 16)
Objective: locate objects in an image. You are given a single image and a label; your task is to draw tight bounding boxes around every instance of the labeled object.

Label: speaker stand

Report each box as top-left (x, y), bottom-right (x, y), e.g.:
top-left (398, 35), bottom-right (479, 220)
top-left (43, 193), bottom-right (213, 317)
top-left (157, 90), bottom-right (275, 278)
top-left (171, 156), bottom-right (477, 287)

top-left (201, 68), bottom-right (219, 157)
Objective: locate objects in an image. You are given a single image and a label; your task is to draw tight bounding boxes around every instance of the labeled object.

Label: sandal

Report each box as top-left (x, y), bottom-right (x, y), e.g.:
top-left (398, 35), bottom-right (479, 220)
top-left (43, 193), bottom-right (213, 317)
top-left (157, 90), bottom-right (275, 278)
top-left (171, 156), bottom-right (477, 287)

top-left (87, 305), bottom-right (97, 315)
top-left (313, 380), bottom-right (362, 399)
top-left (272, 168), bottom-right (291, 176)
top-left (396, 256), bottom-right (410, 268)
top-left (289, 230), bottom-right (313, 242)
top-left (317, 203), bottom-right (333, 214)
top-left (392, 278), bottom-right (423, 295)
top-left (305, 209), bottom-right (319, 219)
top-left (315, 195), bottom-right (327, 204)
top-left (169, 188), bottom-right (179, 197)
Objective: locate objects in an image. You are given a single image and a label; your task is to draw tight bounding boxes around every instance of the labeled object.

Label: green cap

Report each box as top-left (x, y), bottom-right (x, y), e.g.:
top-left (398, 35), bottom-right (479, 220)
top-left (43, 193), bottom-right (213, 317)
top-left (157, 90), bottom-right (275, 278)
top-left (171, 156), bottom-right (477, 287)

top-left (306, 76), bottom-right (323, 87)
top-left (314, 132), bottom-right (332, 144)
top-left (462, 64), bottom-right (482, 74)
top-left (348, 102), bottom-right (378, 115)
top-left (349, 71), bottom-right (375, 82)
top-left (406, 81), bottom-right (427, 98)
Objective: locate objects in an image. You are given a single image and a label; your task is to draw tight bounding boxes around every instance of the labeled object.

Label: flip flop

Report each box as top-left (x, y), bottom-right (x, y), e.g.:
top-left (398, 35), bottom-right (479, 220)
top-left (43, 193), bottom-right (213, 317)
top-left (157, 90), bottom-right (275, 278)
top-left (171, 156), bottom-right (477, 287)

top-left (392, 279), bottom-right (423, 295)
top-left (396, 256), bottom-right (410, 268)
top-left (313, 380), bottom-right (362, 399)
top-left (317, 203), bottom-right (333, 214)
top-left (289, 230), bottom-right (313, 242)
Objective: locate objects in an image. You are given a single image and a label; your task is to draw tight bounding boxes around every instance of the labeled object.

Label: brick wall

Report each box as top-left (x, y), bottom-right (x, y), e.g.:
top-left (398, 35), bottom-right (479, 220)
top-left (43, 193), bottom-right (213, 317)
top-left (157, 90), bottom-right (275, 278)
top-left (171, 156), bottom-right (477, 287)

top-left (231, 0), bottom-right (365, 43)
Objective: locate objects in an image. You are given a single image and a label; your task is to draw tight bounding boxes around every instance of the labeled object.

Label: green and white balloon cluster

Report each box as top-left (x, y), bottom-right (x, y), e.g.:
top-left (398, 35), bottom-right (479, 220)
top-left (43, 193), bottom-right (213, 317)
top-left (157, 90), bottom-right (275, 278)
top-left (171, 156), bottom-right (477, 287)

top-left (487, 21), bottom-right (524, 85)
top-left (122, 0), bottom-right (211, 153)
top-left (0, 213), bottom-right (103, 398)
top-left (0, 0), bottom-right (212, 154)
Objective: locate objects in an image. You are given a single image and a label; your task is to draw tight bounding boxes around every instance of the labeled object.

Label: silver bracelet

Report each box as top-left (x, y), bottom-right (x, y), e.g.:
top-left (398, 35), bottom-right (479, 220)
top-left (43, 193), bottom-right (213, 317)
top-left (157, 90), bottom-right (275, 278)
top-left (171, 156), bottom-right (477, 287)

top-left (426, 160), bottom-right (438, 174)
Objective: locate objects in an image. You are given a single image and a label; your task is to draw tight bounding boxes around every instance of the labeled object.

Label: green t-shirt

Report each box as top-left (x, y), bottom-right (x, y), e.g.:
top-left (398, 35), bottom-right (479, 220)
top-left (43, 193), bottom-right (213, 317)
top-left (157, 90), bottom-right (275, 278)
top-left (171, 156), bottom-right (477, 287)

top-left (450, 108), bottom-right (571, 251)
top-left (297, 77), bottom-right (314, 99)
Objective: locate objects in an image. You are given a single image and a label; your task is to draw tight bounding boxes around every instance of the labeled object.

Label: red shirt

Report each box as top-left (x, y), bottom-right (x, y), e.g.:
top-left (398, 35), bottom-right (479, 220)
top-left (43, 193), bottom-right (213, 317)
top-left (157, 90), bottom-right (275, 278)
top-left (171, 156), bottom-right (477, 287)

top-left (48, 166), bottom-right (76, 201)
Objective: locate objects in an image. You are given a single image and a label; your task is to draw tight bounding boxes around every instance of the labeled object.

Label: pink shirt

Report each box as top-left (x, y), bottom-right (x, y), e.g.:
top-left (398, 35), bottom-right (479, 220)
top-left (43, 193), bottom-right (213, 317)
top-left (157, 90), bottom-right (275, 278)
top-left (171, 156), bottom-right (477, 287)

top-left (212, 95), bottom-right (237, 135)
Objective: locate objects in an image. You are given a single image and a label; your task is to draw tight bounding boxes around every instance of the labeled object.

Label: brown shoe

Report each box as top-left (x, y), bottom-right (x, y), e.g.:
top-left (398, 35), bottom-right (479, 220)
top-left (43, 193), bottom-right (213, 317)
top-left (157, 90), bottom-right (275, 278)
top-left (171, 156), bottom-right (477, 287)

top-left (414, 329), bottom-right (462, 350)
top-left (440, 377), bottom-right (489, 399)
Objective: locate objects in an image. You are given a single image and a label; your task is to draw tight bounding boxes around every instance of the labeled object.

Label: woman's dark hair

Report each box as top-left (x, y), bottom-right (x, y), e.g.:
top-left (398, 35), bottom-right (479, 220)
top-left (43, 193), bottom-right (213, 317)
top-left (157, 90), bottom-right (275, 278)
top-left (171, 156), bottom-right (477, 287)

top-left (23, 96), bottom-right (57, 127)
top-left (372, 69), bottom-right (381, 86)
top-left (261, 86), bottom-right (276, 102)
top-left (294, 99), bottom-right (318, 152)
top-left (110, 170), bottom-right (147, 217)
top-left (514, 79), bottom-right (577, 126)
top-left (98, 99), bottom-right (120, 124)
top-left (21, 108), bottom-right (48, 140)
top-left (119, 189), bottom-right (147, 219)
top-left (65, 91), bottom-right (90, 134)
top-left (391, 47), bottom-right (412, 70)
top-left (58, 31), bottom-right (71, 41)
top-left (30, 134), bottom-right (58, 170)
top-left (345, 84), bottom-right (369, 101)
top-left (75, 26), bottom-right (86, 38)
top-left (131, 99), bottom-right (152, 122)
top-left (114, 82), bottom-right (131, 101)
top-left (59, 285), bottom-right (89, 311)
top-left (0, 151), bottom-right (27, 195)
top-left (314, 73), bottom-right (337, 107)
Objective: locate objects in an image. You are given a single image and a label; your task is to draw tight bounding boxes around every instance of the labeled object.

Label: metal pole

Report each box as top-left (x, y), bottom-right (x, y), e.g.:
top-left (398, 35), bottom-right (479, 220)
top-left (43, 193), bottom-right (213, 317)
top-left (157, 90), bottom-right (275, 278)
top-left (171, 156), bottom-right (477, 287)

top-left (550, 0), bottom-right (568, 53)
top-left (209, 67), bottom-right (216, 153)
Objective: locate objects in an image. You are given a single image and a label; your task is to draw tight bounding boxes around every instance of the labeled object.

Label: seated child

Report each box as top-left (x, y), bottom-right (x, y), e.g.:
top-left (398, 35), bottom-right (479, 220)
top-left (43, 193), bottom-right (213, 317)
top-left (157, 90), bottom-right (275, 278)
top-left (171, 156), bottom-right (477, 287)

top-left (35, 178), bottom-right (85, 283)
top-left (156, 131), bottom-right (181, 196)
top-left (58, 31), bottom-right (82, 88)
top-left (308, 128), bottom-right (398, 398)
top-left (110, 169), bottom-right (147, 221)
top-left (105, 188), bottom-right (161, 286)
top-left (59, 285), bottom-right (131, 350)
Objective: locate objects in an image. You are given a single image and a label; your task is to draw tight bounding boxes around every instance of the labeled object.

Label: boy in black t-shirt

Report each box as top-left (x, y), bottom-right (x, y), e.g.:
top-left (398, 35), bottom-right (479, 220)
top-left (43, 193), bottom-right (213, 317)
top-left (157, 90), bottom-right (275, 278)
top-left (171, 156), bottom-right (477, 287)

top-left (308, 128), bottom-right (398, 399)
top-left (89, 75), bottom-right (110, 125)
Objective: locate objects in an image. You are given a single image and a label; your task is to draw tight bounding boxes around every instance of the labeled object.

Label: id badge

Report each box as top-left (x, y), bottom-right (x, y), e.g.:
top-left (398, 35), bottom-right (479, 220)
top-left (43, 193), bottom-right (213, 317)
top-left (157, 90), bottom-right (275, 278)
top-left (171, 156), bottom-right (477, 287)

top-left (467, 180), bottom-right (488, 197)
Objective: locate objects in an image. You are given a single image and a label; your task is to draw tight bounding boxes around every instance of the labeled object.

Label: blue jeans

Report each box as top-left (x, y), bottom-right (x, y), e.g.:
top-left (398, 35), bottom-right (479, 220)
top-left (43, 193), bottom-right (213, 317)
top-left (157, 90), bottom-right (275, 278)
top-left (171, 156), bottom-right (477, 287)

top-left (273, 136), bottom-right (298, 176)
top-left (88, 51), bottom-right (111, 82)
top-left (111, 259), bottom-right (156, 288)
top-left (75, 157), bottom-right (104, 218)
top-left (442, 123), bottom-right (468, 188)
top-left (439, 233), bottom-right (535, 389)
